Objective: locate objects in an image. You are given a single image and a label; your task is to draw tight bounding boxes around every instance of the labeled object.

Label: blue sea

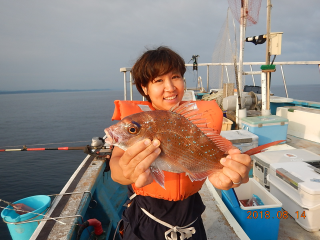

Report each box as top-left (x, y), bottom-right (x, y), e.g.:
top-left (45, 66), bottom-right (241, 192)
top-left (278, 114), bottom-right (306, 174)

top-left (0, 85), bottom-right (319, 239)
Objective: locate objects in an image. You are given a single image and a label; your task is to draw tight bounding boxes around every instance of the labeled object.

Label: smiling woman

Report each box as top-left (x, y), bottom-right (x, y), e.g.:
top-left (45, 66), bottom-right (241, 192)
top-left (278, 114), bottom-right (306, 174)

top-left (141, 71), bottom-right (185, 110)
top-left (131, 46), bottom-right (186, 103)
top-left (108, 46), bottom-right (251, 240)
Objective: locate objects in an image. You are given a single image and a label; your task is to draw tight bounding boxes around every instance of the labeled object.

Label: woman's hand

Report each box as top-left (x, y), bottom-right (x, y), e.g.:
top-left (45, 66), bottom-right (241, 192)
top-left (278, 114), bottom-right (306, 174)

top-left (110, 139), bottom-right (161, 188)
top-left (208, 148), bottom-right (251, 190)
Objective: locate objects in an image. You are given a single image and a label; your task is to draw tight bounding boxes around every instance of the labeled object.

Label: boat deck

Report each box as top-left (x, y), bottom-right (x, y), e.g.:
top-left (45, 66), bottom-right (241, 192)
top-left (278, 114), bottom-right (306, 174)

top-left (277, 134), bottom-right (320, 240)
top-left (30, 135), bottom-right (320, 240)
top-left (199, 133), bottom-right (320, 240)
top-left (200, 181), bottom-right (248, 240)
top-left (286, 134), bottom-right (320, 156)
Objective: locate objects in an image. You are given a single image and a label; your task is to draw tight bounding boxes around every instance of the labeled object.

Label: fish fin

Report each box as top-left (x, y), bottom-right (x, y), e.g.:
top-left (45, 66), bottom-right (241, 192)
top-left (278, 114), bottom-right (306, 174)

top-left (181, 109), bottom-right (198, 117)
top-left (187, 170), bottom-right (217, 182)
top-left (244, 140), bottom-right (286, 155)
top-left (188, 118), bottom-right (207, 124)
top-left (171, 102), bottom-right (213, 129)
top-left (170, 102), bottom-right (181, 112)
top-left (199, 129), bottom-right (233, 153)
top-left (170, 101), bottom-right (195, 114)
top-left (150, 166), bottom-right (166, 189)
top-left (195, 123), bottom-right (208, 128)
top-left (185, 113), bottom-right (203, 120)
top-left (171, 101), bottom-right (233, 153)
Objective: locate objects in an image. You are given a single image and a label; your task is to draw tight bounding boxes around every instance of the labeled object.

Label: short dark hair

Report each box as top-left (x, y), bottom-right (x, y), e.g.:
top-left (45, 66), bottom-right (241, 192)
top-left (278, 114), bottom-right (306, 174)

top-left (131, 46), bottom-right (186, 102)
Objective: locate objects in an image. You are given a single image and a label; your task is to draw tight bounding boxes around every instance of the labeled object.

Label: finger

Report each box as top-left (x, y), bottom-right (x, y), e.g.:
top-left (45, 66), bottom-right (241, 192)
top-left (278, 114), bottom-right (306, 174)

top-left (219, 171), bottom-right (246, 189)
top-left (226, 153), bottom-right (251, 166)
top-left (127, 139), bottom-right (161, 169)
top-left (220, 156), bottom-right (251, 178)
top-left (228, 148), bottom-right (241, 154)
top-left (222, 167), bottom-right (242, 186)
top-left (121, 139), bottom-right (160, 169)
top-left (122, 146), bottom-right (161, 181)
top-left (207, 170), bottom-right (231, 190)
top-left (134, 169), bottom-right (154, 188)
top-left (208, 169), bottom-right (248, 190)
top-left (132, 147), bottom-right (161, 178)
top-left (121, 139), bottom-right (153, 165)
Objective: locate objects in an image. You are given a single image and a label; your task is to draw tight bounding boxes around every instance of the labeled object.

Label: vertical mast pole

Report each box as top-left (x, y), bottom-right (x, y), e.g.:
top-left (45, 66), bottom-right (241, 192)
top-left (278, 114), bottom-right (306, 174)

top-left (266, 0), bottom-right (272, 110)
top-left (236, 0), bottom-right (248, 126)
top-left (238, 0), bottom-right (247, 101)
top-left (266, 0), bottom-right (271, 65)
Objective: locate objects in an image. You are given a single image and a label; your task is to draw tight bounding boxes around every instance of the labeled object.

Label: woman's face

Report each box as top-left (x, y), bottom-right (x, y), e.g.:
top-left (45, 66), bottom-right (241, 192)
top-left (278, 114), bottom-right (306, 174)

top-left (142, 71), bottom-right (184, 110)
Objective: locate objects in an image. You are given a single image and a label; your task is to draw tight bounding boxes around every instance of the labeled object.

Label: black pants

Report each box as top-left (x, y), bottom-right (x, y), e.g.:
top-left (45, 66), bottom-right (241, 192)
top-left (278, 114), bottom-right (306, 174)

top-left (120, 213), bottom-right (207, 240)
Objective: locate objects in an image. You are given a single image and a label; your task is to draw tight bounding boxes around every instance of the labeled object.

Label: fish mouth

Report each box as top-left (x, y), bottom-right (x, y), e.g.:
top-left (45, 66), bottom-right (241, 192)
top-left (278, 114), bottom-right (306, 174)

top-left (104, 128), bottom-right (118, 145)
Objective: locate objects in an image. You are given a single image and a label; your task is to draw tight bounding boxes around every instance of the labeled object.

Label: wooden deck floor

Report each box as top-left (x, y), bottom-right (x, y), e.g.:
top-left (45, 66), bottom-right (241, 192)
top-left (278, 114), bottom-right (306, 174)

top-left (286, 134), bottom-right (320, 155)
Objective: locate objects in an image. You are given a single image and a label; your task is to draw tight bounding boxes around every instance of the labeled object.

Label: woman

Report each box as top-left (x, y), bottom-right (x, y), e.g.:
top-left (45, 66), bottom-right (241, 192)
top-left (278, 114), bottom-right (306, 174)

top-left (110, 46), bottom-right (251, 239)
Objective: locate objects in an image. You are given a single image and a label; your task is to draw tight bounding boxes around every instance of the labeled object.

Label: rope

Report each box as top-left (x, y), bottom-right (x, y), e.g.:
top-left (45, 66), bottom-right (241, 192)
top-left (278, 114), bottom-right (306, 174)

top-left (47, 190), bottom-right (92, 198)
top-left (0, 190), bottom-right (93, 226)
top-left (141, 208), bottom-right (197, 240)
top-left (0, 206), bottom-right (66, 225)
top-left (112, 219), bottom-right (123, 240)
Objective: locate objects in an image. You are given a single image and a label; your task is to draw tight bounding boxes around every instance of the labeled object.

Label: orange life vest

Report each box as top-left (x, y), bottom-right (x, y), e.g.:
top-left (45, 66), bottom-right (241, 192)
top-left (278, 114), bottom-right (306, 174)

top-left (111, 100), bottom-right (223, 201)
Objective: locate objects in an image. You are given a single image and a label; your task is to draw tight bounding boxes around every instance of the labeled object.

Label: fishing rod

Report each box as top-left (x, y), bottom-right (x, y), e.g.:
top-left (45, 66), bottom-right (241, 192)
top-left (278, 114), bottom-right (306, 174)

top-left (0, 137), bottom-right (111, 154)
top-left (0, 145), bottom-right (110, 152)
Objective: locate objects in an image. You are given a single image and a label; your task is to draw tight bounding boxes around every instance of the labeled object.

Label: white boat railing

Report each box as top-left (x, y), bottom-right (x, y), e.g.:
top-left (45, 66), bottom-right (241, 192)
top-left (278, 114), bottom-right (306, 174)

top-left (120, 61), bottom-right (320, 100)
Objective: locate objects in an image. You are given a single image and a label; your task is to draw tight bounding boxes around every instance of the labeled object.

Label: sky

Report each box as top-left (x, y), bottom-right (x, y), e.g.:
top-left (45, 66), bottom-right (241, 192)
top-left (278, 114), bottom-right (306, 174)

top-left (0, 0), bottom-right (320, 91)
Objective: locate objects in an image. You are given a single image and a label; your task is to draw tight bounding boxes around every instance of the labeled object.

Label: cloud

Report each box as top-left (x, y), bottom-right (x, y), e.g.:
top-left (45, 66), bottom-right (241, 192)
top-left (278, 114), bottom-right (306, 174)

top-left (0, 0), bottom-right (319, 91)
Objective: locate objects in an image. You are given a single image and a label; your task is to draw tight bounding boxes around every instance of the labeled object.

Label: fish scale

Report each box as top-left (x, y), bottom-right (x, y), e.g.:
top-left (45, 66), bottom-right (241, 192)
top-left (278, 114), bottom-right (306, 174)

top-left (105, 102), bottom-right (233, 188)
top-left (105, 101), bottom-right (284, 188)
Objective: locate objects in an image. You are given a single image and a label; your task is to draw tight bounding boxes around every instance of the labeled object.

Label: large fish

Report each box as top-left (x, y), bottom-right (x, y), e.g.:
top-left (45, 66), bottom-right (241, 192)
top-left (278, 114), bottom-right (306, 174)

top-left (104, 101), bottom-right (283, 188)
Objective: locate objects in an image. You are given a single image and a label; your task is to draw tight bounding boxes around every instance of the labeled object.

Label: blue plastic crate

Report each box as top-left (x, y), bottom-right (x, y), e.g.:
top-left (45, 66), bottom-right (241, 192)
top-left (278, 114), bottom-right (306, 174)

top-left (241, 115), bottom-right (288, 146)
top-left (222, 178), bottom-right (282, 240)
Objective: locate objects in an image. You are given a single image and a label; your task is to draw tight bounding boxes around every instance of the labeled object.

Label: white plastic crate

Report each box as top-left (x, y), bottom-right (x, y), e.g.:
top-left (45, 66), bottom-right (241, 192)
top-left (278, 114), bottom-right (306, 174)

top-left (220, 129), bottom-right (258, 152)
top-left (252, 149), bottom-right (320, 190)
top-left (276, 106), bottom-right (320, 143)
top-left (268, 174), bottom-right (320, 232)
top-left (269, 161), bottom-right (320, 207)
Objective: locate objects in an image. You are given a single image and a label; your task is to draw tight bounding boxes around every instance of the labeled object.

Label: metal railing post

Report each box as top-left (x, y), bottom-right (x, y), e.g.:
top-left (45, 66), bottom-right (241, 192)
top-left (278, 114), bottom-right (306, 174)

top-left (249, 64), bottom-right (255, 86)
top-left (207, 65), bottom-right (209, 92)
top-left (123, 72), bottom-right (127, 100)
top-left (225, 65), bottom-right (230, 83)
top-left (280, 65), bottom-right (289, 98)
top-left (129, 71), bottom-right (133, 101)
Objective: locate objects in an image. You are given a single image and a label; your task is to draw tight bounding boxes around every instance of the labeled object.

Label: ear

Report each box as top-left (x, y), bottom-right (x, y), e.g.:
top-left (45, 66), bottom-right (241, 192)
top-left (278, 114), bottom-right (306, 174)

top-left (142, 85), bottom-right (148, 95)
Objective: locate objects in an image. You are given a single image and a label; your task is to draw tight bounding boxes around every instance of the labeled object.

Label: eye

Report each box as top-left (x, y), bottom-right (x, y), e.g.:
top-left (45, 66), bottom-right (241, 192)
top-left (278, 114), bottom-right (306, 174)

top-left (172, 74), bottom-right (182, 79)
top-left (128, 126), bottom-right (137, 134)
top-left (153, 78), bottom-right (163, 83)
top-left (127, 121), bottom-right (141, 134)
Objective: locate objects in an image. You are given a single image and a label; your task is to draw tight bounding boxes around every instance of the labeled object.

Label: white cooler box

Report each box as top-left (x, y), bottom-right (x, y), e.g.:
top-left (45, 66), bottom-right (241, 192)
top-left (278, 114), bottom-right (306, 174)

top-left (220, 129), bottom-right (258, 152)
top-left (252, 149), bottom-right (320, 190)
top-left (276, 106), bottom-right (320, 143)
top-left (268, 161), bottom-right (320, 232)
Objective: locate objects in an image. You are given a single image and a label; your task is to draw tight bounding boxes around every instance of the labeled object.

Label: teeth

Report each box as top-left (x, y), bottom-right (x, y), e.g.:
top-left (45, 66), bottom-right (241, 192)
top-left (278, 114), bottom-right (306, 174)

top-left (165, 96), bottom-right (176, 100)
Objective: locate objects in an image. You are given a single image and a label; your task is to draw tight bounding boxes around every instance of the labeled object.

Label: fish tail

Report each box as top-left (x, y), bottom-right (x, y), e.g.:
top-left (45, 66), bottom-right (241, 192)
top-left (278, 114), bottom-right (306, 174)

top-left (243, 140), bottom-right (286, 155)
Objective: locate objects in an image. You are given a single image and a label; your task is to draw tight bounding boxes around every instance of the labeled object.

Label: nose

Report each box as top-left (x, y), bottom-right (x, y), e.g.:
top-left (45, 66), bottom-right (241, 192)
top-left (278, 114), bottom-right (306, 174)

top-left (164, 78), bottom-right (176, 92)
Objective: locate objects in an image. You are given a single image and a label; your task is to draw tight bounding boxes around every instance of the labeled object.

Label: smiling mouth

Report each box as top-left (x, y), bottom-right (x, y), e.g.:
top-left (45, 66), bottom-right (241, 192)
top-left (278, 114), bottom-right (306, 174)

top-left (164, 95), bottom-right (177, 100)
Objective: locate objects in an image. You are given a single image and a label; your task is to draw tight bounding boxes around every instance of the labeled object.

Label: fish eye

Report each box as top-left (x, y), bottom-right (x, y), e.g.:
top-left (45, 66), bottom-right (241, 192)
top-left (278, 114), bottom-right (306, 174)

top-left (127, 124), bottom-right (140, 134)
top-left (129, 127), bottom-right (137, 134)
